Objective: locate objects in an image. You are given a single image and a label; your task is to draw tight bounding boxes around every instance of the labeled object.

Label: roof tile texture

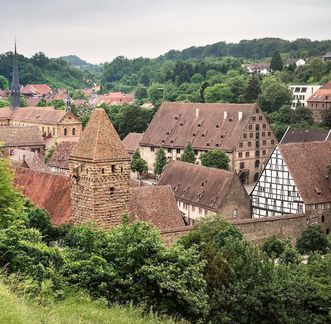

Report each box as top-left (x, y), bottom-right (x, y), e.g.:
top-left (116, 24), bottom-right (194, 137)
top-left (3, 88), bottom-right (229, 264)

top-left (0, 126), bottom-right (44, 147)
top-left (70, 108), bottom-right (130, 162)
top-left (279, 141), bottom-right (331, 204)
top-left (158, 160), bottom-right (237, 211)
top-left (140, 102), bottom-right (257, 152)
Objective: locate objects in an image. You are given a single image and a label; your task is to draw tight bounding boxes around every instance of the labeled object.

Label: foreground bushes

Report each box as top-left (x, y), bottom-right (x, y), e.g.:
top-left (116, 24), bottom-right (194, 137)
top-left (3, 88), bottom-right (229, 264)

top-left (0, 160), bottom-right (330, 323)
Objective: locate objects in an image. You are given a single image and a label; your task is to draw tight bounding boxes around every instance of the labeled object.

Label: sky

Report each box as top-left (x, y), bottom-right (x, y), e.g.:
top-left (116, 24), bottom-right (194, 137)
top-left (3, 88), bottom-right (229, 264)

top-left (0, 0), bottom-right (330, 64)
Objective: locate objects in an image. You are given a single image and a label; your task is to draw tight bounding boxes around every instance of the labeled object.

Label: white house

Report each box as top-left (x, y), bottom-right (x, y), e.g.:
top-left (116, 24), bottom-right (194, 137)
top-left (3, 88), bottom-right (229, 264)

top-left (289, 85), bottom-right (321, 108)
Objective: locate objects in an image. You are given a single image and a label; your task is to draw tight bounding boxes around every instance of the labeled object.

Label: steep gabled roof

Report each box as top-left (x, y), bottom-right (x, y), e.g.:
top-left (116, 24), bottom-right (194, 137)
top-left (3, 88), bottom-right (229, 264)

top-left (140, 102), bottom-right (257, 152)
top-left (278, 141), bottom-right (331, 204)
top-left (70, 108), bottom-right (130, 162)
top-left (158, 160), bottom-right (243, 211)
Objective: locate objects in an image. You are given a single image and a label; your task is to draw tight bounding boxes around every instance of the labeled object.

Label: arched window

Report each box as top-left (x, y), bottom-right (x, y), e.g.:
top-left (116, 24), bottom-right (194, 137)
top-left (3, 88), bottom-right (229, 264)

top-left (72, 128), bottom-right (76, 136)
top-left (64, 128), bottom-right (67, 136)
top-left (255, 160), bottom-right (260, 168)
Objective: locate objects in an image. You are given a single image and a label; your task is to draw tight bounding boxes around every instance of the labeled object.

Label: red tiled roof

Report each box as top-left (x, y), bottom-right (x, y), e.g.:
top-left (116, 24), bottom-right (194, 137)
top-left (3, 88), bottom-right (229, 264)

top-left (11, 107), bottom-right (67, 124)
top-left (129, 185), bottom-right (186, 230)
top-left (70, 108), bottom-right (130, 162)
top-left (10, 149), bottom-right (49, 172)
top-left (21, 84), bottom-right (51, 96)
top-left (122, 132), bottom-right (144, 153)
top-left (307, 82), bottom-right (331, 102)
top-left (90, 92), bottom-right (134, 106)
top-left (279, 141), bottom-right (331, 204)
top-left (13, 167), bottom-right (71, 225)
top-left (0, 108), bottom-right (13, 120)
top-left (158, 160), bottom-right (249, 211)
top-left (48, 141), bottom-right (77, 170)
top-left (26, 97), bottom-right (41, 106)
top-left (0, 126), bottom-right (44, 147)
top-left (140, 102), bottom-right (257, 152)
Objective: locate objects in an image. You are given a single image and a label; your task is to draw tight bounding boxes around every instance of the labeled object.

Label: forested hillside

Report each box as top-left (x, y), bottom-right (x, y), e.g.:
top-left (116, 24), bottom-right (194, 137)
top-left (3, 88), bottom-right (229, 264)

top-left (0, 52), bottom-right (88, 89)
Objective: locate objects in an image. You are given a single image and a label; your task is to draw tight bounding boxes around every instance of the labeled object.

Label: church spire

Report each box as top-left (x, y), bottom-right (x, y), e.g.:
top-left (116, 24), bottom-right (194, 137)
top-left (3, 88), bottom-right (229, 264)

top-left (66, 93), bottom-right (72, 112)
top-left (11, 41), bottom-right (20, 111)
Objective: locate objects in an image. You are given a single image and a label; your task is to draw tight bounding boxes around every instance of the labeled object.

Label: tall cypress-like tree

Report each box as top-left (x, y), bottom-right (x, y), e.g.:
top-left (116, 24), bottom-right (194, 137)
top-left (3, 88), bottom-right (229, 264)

top-left (270, 50), bottom-right (283, 71)
top-left (244, 76), bottom-right (261, 102)
top-left (181, 143), bottom-right (196, 164)
top-left (153, 148), bottom-right (167, 175)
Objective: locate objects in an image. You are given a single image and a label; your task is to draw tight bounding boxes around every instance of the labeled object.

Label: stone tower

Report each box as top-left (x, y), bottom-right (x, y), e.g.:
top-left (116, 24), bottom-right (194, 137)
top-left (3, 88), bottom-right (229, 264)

top-left (69, 108), bottom-right (131, 228)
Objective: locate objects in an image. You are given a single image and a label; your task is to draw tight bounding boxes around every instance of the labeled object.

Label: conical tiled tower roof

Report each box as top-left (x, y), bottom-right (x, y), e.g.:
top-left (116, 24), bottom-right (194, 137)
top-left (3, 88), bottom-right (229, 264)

top-left (70, 108), bottom-right (129, 162)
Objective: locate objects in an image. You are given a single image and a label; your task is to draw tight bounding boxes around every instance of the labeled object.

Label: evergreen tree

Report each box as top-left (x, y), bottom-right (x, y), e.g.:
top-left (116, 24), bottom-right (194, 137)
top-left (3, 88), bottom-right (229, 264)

top-left (244, 75), bottom-right (261, 102)
top-left (270, 50), bottom-right (283, 71)
top-left (181, 143), bottom-right (196, 164)
top-left (153, 148), bottom-right (167, 175)
top-left (131, 150), bottom-right (148, 179)
top-left (200, 149), bottom-right (229, 170)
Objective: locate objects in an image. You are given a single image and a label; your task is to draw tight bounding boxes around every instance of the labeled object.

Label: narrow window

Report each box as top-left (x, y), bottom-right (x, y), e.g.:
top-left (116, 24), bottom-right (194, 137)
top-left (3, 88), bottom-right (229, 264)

top-left (110, 187), bottom-right (115, 195)
top-left (72, 128), bottom-right (76, 136)
top-left (64, 128), bottom-right (67, 136)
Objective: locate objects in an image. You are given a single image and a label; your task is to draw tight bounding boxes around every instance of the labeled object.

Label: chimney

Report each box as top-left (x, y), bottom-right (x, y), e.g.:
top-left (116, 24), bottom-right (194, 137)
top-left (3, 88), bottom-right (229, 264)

top-left (224, 111), bottom-right (228, 120)
top-left (238, 111), bottom-right (243, 121)
top-left (196, 108), bottom-right (199, 118)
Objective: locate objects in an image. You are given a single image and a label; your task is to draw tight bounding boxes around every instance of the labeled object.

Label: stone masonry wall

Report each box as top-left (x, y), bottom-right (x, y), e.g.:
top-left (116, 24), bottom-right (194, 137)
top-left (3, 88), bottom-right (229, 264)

top-left (70, 160), bottom-right (130, 228)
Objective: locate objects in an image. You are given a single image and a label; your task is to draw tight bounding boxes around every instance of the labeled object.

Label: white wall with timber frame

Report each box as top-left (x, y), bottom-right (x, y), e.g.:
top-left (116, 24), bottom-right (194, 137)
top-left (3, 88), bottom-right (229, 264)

top-left (251, 146), bottom-right (305, 217)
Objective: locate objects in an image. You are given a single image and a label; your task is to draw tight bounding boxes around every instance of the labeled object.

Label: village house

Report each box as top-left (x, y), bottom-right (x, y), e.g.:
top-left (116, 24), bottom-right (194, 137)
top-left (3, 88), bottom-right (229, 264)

top-left (90, 92), bottom-right (134, 107)
top-left (0, 106), bottom-right (82, 140)
top-left (0, 126), bottom-right (45, 156)
top-left (140, 102), bottom-right (277, 184)
top-left (122, 132), bottom-right (144, 156)
top-left (251, 141), bottom-right (331, 234)
top-left (289, 84), bottom-right (321, 108)
top-left (157, 160), bottom-right (251, 223)
top-left (323, 52), bottom-right (331, 62)
top-left (21, 84), bottom-right (52, 98)
top-left (307, 81), bottom-right (331, 123)
top-left (242, 63), bottom-right (271, 75)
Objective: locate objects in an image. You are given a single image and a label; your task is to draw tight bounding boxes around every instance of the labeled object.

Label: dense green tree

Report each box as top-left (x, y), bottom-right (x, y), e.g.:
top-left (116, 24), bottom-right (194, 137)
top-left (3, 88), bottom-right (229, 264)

top-left (279, 245), bottom-right (300, 265)
top-left (244, 75), bottom-right (261, 102)
top-left (270, 50), bottom-right (283, 71)
top-left (293, 106), bottom-right (314, 124)
top-left (180, 143), bottom-right (196, 164)
top-left (258, 77), bottom-right (292, 113)
top-left (262, 235), bottom-right (287, 258)
top-left (153, 148), bottom-right (167, 175)
top-left (0, 159), bottom-right (25, 227)
top-left (296, 225), bottom-right (329, 254)
top-left (0, 75), bottom-right (9, 89)
top-left (204, 83), bottom-right (232, 103)
top-left (131, 150), bottom-right (148, 178)
top-left (147, 83), bottom-right (164, 106)
top-left (200, 149), bottom-right (229, 170)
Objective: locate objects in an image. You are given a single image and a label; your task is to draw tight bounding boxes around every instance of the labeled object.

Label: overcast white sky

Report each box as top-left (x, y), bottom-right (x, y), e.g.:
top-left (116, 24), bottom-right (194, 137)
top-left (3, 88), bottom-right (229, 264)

top-left (0, 0), bottom-right (330, 63)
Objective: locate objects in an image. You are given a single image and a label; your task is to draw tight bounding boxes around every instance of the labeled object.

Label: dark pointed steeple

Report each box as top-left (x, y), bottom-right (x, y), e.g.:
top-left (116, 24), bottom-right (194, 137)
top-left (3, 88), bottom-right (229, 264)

top-left (66, 93), bottom-right (72, 112)
top-left (11, 42), bottom-right (20, 111)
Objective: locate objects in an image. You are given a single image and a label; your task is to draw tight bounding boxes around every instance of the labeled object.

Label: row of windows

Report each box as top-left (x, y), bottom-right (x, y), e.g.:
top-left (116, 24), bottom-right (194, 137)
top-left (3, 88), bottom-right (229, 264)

top-left (251, 115), bottom-right (264, 122)
top-left (238, 150), bottom-right (267, 159)
top-left (239, 139), bottom-right (274, 148)
top-left (306, 203), bottom-right (331, 211)
top-left (243, 131), bottom-right (272, 139)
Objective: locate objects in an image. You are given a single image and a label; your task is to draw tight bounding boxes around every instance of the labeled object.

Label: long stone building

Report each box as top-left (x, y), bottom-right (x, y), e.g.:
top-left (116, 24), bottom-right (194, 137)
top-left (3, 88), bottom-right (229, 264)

top-left (0, 107), bottom-right (82, 140)
top-left (140, 102), bottom-right (277, 183)
top-left (251, 141), bottom-right (331, 234)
